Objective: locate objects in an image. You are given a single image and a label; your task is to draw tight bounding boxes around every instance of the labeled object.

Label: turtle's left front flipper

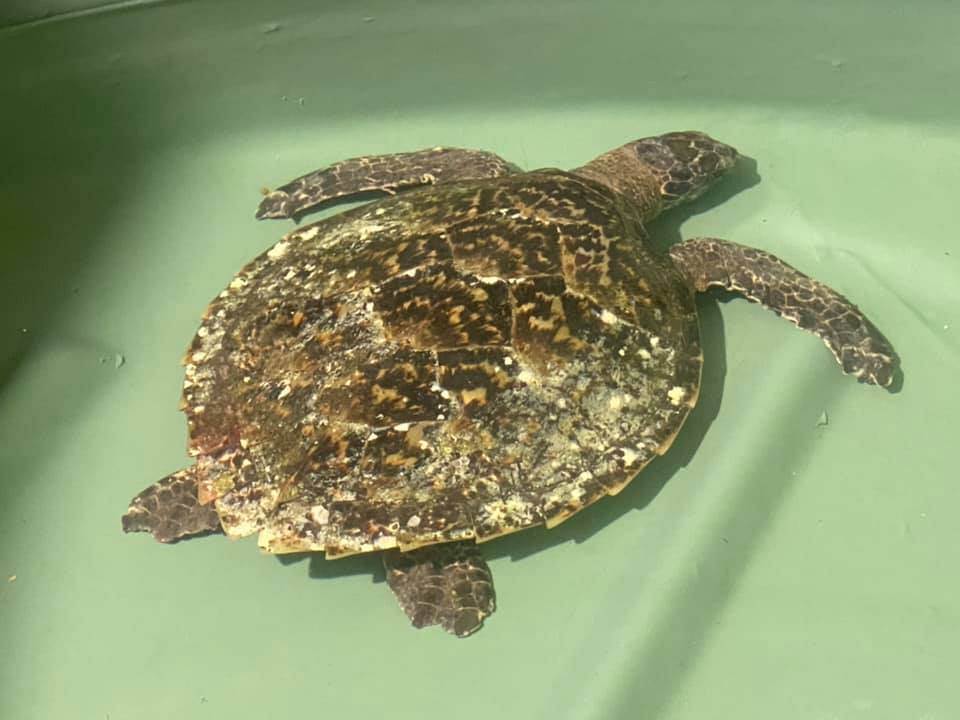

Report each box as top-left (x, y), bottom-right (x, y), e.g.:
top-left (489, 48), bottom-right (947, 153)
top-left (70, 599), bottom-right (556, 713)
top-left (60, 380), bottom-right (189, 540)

top-left (256, 147), bottom-right (520, 220)
top-left (669, 237), bottom-right (899, 387)
top-left (383, 542), bottom-right (496, 638)
top-left (122, 466), bottom-right (223, 543)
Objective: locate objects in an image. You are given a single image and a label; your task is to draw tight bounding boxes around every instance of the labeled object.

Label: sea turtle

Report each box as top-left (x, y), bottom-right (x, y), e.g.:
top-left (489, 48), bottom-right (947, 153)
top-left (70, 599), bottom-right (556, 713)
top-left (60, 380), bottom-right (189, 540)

top-left (122, 131), bottom-right (898, 637)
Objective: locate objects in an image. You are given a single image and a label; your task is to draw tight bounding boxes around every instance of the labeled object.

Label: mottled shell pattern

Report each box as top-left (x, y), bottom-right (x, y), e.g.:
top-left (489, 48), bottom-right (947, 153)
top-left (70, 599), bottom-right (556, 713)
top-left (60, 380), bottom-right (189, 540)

top-left (182, 170), bottom-right (702, 558)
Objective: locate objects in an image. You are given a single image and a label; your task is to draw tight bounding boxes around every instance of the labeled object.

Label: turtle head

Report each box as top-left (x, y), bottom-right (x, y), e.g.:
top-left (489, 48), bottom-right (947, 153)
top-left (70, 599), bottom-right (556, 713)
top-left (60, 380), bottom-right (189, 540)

top-left (574, 131), bottom-right (738, 220)
top-left (631, 131), bottom-right (739, 208)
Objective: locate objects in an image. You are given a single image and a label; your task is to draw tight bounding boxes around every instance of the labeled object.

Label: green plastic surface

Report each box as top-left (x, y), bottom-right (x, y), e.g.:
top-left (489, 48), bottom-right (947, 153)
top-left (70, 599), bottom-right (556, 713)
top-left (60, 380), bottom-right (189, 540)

top-left (2, 1), bottom-right (958, 718)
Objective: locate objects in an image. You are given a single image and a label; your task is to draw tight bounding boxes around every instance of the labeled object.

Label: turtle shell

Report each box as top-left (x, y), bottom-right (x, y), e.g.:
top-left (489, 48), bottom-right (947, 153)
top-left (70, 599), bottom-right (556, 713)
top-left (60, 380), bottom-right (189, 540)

top-left (181, 170), bottom-right (702, 557)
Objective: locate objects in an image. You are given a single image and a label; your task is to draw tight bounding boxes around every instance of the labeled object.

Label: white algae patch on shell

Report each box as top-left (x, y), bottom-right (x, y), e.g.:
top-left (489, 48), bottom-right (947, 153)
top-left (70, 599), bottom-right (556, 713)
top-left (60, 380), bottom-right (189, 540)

top-left (667, 386), bottom-right (687, 406)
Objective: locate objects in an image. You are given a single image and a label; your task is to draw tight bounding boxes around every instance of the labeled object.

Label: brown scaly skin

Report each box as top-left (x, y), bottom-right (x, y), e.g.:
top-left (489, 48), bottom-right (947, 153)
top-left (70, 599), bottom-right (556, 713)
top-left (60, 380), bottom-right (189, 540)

top-left (669, 239), bottom-right (898, 387)
top-left (122, 467), bottom-right (223, 543)
top-left (383, 543), bottom-right (495, 638)
top-left (256, 147), bottom-right (521, 220)
top-left (124, 130), bottom-right (899, 637)
top-left (574, 131), bottom-right (739, 220)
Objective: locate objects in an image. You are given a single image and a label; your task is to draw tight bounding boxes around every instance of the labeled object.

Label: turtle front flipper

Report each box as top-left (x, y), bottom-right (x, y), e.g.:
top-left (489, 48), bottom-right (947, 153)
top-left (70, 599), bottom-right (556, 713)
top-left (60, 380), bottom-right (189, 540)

top-left (383, 542), bottom-right (496, 638)
top-left (122, 467), bottom-right (223, 543)
top-left (256, 147), bottom-right (520, 220)
top-left (669, 238), bottom-right (899, 387)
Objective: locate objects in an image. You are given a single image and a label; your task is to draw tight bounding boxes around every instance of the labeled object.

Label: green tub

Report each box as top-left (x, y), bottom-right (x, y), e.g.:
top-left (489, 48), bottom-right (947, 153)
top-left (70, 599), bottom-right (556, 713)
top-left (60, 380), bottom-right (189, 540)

top-left (1, 1), bottom-right (957, 718)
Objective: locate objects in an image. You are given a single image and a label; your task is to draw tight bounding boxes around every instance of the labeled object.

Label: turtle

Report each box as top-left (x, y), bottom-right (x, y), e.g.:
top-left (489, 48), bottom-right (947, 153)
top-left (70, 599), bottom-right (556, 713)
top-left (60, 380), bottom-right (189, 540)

top-left (122, 131), bottom-right (899, 637)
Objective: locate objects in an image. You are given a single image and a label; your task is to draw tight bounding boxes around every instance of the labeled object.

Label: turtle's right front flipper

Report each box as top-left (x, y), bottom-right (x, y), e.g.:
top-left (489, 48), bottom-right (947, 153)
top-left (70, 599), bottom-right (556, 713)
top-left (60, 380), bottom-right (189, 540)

top-left (256, 147), bottom-right (520, 220)
top-left (669, 237), bottom-right (900, 387)
top-left (122, 466), bottom-right (223, 543)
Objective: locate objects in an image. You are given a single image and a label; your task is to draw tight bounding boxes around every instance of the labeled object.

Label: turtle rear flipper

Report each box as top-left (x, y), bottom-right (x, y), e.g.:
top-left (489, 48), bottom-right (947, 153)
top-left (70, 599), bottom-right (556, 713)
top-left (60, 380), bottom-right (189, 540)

top-left (255, 147), bottom-right (520, 220)
top-left (669, 237), bottom-right (899, 387)
top-left (122, 467), bottom-right (223, 543)
top-left (383, 542), bottom-right (496, 638)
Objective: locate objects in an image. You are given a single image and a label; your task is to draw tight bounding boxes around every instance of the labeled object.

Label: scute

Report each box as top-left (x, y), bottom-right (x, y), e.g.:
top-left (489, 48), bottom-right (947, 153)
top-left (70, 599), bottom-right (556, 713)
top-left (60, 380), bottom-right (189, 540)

top-left (182, 170), bottom-right (702, 557)
top-left (375, 263), bottom-right (513, 348)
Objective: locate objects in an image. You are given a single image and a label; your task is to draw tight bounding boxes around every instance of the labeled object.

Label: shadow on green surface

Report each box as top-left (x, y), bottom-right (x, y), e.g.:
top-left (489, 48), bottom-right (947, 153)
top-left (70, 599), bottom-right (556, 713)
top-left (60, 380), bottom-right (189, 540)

top-left (0, 18), bottom-right (151, 514)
